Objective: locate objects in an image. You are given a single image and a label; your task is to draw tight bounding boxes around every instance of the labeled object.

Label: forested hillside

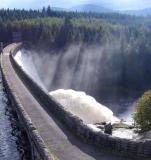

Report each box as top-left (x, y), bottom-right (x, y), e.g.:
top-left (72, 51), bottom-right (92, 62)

top-left (1, 6), bottom-right (151, 94)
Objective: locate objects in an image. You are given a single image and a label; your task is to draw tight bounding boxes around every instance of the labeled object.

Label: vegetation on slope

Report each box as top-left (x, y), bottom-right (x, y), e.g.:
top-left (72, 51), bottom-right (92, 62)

top-left (134, 90), bottom-right (151, 132)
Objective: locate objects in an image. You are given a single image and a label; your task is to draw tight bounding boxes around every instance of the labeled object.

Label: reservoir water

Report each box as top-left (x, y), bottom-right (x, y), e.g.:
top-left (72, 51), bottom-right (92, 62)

top-left (0, 71), bottom-right (30, 160)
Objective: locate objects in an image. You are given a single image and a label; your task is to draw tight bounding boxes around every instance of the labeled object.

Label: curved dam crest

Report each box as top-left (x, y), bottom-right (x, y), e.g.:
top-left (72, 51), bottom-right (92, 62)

top-left (2, 43), bottom-right (151, 160)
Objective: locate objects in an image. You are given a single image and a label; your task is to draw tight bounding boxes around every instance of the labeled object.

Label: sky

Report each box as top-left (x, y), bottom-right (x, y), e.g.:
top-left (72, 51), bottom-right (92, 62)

top-left (1, 0), bottom-right (151, 10)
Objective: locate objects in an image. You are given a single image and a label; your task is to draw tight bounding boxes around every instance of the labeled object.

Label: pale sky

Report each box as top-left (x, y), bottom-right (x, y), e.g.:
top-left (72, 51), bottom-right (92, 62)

top-left (0, 0), bottom-right (151, 10)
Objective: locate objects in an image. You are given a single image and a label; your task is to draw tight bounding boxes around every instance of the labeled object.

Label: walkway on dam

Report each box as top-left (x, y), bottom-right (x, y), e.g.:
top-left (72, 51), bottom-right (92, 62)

top-left (1, 44), bottom-right (128, 160)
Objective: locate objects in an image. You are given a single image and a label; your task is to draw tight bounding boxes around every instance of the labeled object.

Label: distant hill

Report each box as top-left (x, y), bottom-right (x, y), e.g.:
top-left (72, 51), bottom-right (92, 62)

top-left (51, 7), bottom-right (67, 11)
top-left (70, 4), bottom-right (112, 13)
top-left (52, 4), bottom-right (151, 16)
top-left (121, 8), bottom-right (151, 16)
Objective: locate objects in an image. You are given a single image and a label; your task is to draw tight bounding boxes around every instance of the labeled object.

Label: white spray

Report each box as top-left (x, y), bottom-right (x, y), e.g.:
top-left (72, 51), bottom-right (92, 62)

top-left (14, 49), bottom-right (46, 90)
top-left (49, 89), bottom-right (119, 124)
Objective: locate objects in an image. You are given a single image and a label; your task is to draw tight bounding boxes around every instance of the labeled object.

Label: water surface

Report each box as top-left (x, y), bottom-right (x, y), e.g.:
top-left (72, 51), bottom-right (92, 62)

top-left (0, 71), bottom-right (30, 160)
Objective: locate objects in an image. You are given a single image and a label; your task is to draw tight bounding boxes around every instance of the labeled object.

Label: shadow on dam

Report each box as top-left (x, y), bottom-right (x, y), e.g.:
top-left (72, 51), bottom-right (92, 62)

top-left (14, 44), bottom-right (151, 122)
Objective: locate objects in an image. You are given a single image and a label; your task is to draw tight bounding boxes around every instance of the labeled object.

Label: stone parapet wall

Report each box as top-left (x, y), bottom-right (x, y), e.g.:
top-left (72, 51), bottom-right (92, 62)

top-left (1, 43), bottom-right (53, 160)
top-left (9, 43), bottom-right (151, 159)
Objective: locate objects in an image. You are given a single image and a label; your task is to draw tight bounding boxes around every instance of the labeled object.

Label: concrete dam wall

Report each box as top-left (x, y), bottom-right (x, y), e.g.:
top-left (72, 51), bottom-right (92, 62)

top-left (8, 43), bottom-right (151, 159)
top-left (1, 43), bottom-right (52, 160)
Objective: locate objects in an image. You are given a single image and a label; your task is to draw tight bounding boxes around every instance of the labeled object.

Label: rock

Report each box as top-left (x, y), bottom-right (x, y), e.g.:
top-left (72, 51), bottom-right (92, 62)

top-left (105, 123), bottom-right (112, 135)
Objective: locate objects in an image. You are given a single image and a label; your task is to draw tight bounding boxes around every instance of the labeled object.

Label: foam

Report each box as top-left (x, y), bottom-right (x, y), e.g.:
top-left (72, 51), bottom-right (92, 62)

top-left (49, 89), bottom-right (119, 124)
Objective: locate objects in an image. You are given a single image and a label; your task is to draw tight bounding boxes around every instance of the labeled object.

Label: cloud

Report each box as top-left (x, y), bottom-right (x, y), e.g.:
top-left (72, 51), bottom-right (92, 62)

top-left (0, 0), bottom-right (151, 10)
top-left (0, 0), bottom-right (10, 8)
top-left (110, 0), bottom-right (151, 10)
top-left (0, 0), bottom-right (51, 9)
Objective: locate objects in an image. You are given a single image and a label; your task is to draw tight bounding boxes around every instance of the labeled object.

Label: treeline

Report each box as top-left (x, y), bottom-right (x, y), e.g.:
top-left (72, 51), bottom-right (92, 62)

top-left (0, 6), bottom-right (148, 25)
top-left (0, 16), bottom-right (119, 45)
top-left (0, 15), bottom-right (148, 47)
top-left (1, 7), bottom-right (151, 92)
top-left (0, 6), bottom-right (150, 45)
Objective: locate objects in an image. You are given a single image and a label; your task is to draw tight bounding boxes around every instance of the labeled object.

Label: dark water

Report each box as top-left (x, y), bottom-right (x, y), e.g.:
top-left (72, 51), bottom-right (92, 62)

top-left (0, 71), bottom-right (30, 160)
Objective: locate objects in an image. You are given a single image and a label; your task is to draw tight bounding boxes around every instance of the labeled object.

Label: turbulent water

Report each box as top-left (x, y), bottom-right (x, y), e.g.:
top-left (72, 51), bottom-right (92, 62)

top-left (50, 89), bottom-right (119, 124)
top-left (0, 71), bottom-right (30, 160)
top-left (14, 49), bottom-right (139, 122)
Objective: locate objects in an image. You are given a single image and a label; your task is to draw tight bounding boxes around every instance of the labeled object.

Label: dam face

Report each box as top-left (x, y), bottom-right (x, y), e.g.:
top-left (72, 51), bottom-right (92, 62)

top-left (15, 47), bottom-right (141, 121)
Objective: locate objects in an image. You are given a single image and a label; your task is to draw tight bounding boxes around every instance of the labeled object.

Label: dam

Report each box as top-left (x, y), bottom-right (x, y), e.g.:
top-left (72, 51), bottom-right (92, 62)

top-left (1, 43), bottom-right (151, 160)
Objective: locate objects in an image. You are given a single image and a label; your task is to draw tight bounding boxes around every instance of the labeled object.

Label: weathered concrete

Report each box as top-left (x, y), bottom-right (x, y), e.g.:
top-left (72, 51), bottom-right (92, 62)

top-left (8, 43), bottom-right (151, 160)
top-left (1, 44), bottom-right (129, 160)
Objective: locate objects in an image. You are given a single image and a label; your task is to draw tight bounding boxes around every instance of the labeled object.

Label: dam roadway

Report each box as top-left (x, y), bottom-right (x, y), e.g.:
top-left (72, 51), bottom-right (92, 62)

top-left (1, 44), bottom-right (128, 160)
